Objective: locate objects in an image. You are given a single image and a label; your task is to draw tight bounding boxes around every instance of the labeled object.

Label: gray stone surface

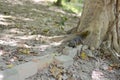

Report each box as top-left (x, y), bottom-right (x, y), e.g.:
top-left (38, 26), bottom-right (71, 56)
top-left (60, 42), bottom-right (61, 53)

top-left (62, 45), bottom-right (83, 57)
top-left (82, 45), bottom-right (89, 50)
top-left (35, 55), bottom-right (54, 70)
top-left (0, 61), bottom-right (38, 80)
top-left (0, 54), bottom-right (56, 80)
top-left (55, 55), bottom-right (73, 67)
top-left (85, 50), bottom-right (95, 57)
top-left (16, 61), bottom-right (37, 79)
top-left (0, 68), bottom-right (21, 80)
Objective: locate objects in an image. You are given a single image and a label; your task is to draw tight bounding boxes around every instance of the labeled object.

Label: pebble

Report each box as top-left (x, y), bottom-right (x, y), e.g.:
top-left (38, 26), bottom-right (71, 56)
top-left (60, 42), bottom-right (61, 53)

top-left (90, 46), bottom-right (95, 50)
top-left (85, 50), bottom-right (94, 58)
top-left (82, 45), bottom-right (88, 50)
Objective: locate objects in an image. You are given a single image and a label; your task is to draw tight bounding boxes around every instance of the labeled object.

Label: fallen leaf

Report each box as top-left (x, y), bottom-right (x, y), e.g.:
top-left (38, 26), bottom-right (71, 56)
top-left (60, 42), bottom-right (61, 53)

top-left (18, 48), bottom-right (30, 54)
top-left (49, 65), bottom-right (63, 79)
top-left (80, 51), bottom-right (88, 60)
top-left (7, 64), bottom-right (14, 68)
top-left (108, 66), bottom-right (113, 71)
top-left (109, 63), bottom-right (120, 70)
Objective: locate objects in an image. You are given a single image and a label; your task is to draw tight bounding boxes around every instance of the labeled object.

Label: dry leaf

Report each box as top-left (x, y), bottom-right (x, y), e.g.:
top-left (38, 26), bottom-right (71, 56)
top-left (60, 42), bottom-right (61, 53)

top-left (49, 65), bottom-right (63, 78)
top-left (80, 51), bottom-right (88, 60)
top-left (109, 63), bottom-right (120, 70)
top-left (18, 48), bottom-right (30, 54)
top-left (7, 64), bottom-right (14, 68)
top-left (108, 66), bottom-right (113, 71)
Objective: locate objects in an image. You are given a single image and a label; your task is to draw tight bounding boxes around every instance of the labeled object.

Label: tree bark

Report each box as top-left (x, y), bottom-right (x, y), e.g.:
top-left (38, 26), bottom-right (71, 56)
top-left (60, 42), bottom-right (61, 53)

top-left (66, 0), bottom-right (120, 60)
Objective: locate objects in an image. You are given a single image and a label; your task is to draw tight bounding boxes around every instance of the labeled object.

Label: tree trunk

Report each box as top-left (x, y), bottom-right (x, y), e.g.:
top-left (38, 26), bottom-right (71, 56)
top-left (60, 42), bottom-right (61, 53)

top-left (67, 0), bottom-right (120, 60)
top-left (66, 0), bottom-right (71, 2)
top-left (55, 0), bottom-right (62, 6)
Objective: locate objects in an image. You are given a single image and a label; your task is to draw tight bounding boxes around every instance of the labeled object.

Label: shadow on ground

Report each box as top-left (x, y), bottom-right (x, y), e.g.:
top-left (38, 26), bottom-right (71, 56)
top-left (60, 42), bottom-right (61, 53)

top-left (0, 0), bottom-right (79, 70)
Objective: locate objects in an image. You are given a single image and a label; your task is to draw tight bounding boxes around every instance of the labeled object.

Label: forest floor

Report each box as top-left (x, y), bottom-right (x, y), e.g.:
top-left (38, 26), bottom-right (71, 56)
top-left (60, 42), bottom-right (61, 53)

top-left (0, 0), bottom-right (120, 80)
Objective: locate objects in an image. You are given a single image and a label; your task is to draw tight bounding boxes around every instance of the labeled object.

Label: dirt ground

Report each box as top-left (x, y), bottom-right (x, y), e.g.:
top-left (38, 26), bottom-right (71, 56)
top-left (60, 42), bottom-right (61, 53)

top-left (0, 0), bottom-right (78, 69)
top-left (0, 0), bottom-right (120, 80)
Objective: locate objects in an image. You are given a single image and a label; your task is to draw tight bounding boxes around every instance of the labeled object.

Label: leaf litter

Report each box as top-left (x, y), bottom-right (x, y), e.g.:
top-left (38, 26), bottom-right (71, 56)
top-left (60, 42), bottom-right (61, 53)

top-left (0, 0), bottom-right (119, 80)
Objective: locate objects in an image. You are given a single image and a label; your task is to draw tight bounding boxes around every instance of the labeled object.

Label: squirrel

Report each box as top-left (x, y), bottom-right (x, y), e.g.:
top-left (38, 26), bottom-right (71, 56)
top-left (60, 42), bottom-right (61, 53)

top-left (68, 30), bottom-right (90, 48)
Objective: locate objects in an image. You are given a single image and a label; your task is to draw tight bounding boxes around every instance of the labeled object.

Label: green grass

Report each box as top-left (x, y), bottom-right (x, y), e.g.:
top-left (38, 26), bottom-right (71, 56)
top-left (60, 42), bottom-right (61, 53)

top-left (52, 0), bottom-right (83, 14)
top-left (62, 0), bottom-right (83, 14)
